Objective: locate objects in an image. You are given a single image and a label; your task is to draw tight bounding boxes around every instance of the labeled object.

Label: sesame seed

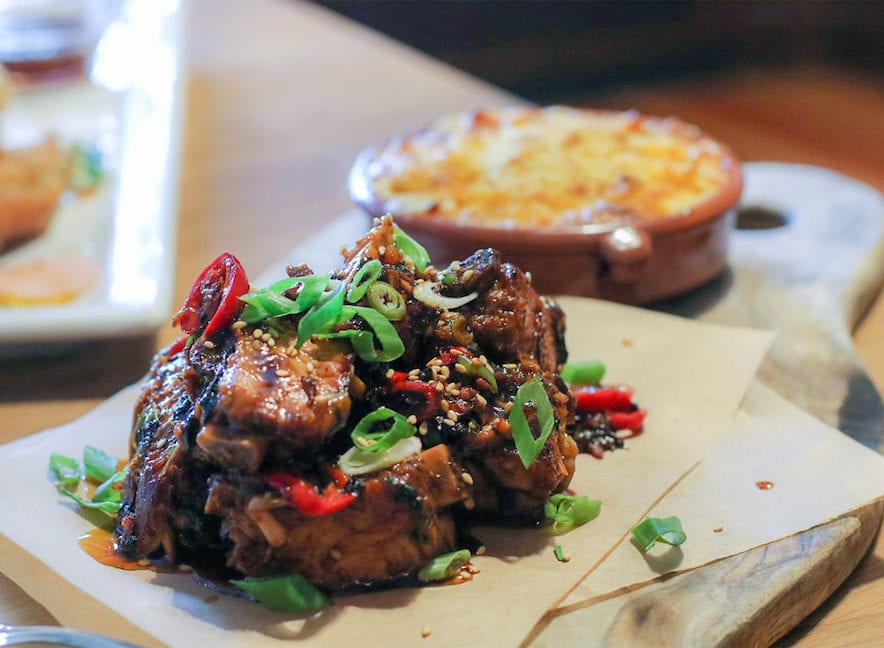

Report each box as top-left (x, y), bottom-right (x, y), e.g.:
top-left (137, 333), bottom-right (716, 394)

top-left (713, 525), bottom-right (724, 533)
top-left (440, 400), bottom-right (450, 413)
top-left (462, 269), bottom-right (474, 281)
top-left (421, 627), bottom-right (431, 638)
top-left (435, 382), bottom-right (444, 392)
top-left (232, 320), bottom-right (247, 330)
top-left (378, 246), bottom-right (386, 255)
top-left (356, 437), bottom-right (376, 448)
top-left (276, 369), bottom-right (290, 377)
top-left (306, 362), bottom-right (315, 372)
top-left (554, 392), bottom-right (570, 403)
top-left (267, 337), bottom-right (276, 347)
top-left (428, 358), bottom-right (442, 368)
top-left (329, 548), bottom-right (343, 560)
top-left (464, 497), bottom-right (475, 509)
top-left (475, 545), bottom-right (486, 556)
top-left (475, 394), bottom-right (488, 408)
top-left (386, 368), bottom-right (395, 378)
top-left (261, 333), bottom-right (272, 342)
top-left (615, 429), bottom-right (634, 439)
top-left (439, 366), bottom-right (450, 379)
top-left (450, 261), bottom-right (461, 271)
top-left (204, 340), bottom-right (215, 349)
top-left (471, 357), bottom-right (482, 367)
top-left (503, 363), bottom-right (518, 370)
top-left (251, 340), bottom-right (263, 350)
top-left (253, 329), bottom-right (263, 339)
top-left (419, 422), bottom-right (428, 436)
top-left (446, 410), bottom-right (458, 422)
top-left (526, 271), bottom-right (533, 282)
top-left (454, 363), bottom-right (467, 374)
top-left (450, 347), bottom-right (464, 355)
top-left (462, 472), bottom-right (474, 485)
top-left (442, 418), bottom-right (455, 427)
top-left (407, 414), bottom-right (418, 425)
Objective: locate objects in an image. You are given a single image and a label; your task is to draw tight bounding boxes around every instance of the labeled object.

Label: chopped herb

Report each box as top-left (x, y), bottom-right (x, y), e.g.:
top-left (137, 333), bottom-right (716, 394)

top-left (231, 574), bottom-right (330, 614)
top-left (417, 549), bottom-right (471, 582)
top-left (350, 408), bottom-right (416, 453)
top-left (509, 377), bottom-right (555, 468)
top-left (544, 493), bottom-right (601, 535)
top-left (560, 360), bottom-right (605, 386)
top-left (49, 453), bottom-right (81, 488)
top-left (83, 446), bottom-right (119, 483)
top-left (393, 225), bottom-right (431, 273)
top-left (631, 516), bottom-right (686, 552)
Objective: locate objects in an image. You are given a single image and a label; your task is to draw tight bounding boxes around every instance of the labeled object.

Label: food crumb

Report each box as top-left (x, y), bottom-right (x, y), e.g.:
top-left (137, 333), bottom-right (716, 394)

top-left (713, 525), bottom-right (724, 533)
top-left (421, 626), bottom-right (432, 638)
top-left (621, 338), bottom-right (633, 347)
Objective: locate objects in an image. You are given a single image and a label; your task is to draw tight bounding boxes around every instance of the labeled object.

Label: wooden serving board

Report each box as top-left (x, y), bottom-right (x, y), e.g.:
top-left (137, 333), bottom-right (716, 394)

top-left (271, 162), bottom-right (884, 647)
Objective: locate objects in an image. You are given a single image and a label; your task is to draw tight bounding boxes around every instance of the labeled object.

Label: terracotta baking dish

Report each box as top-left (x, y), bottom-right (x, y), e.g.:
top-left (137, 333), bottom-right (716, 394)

top-left (348, 106), bottom-right (743, 304)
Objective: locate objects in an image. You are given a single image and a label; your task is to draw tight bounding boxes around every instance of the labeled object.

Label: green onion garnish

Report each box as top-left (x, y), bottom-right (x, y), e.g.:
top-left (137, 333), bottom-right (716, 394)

top-left (341, 305), bottom-right (405, 362)
top-left (544, 493), bottom-right (601, 535)
top-left (83, 446), bottom-right (119, 483)
top-left (49, 453), bottom-right (81, 488)
top-left (417, 549), bottom-right (471, 582)
top-left (393, 225), bottom-right (431, 273)
top-left (92, 467), bottom-right (128, 504)
top-left (70, 143), bottom-right (104, 191)
top-left (55, 485), bottom-right (120, 516)
top-left (630, 516), bottom-right (687, 552)
top-left (346, 259), bottom-right (383, 302)
top-left (297, 280), bottom-right (347, 346)
top-left (560, 360), bottom-right (605, 386)
top-left (240, 275), bottom-right (330, 323)
top-left (366, 281), bottom-right (406, 321)
top-left (231, 574), bottom-right (330, 614)
top-left (509, 377), bottom-right (556, 469)
top-left (553, 544), bottom-right (566, 562)
top-left (350, 408), bottom-right (416, 453)
top-left (455, 355), bottom-right (498, 393)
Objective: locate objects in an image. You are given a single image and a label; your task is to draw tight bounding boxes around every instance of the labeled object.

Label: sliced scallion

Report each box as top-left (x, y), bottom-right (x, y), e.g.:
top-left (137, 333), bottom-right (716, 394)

top-left (350, 408), bottom-right (416, 453)
top-left (544, 493), bottom-right (601, 535)
top-left (344, 306), bottom-right (405, 362)
top-left (456, 355), bottom-right (498, 393)
top-left (337, 436), bottom-right (422, 475)
top-left (231, 573), bottom-right (330, 614)
top-left (560, 360), bottom-right (606, 386)
top-left (346, 259), bottom-right (383, 303)
top-left (56, 485), bottom-right (120, 516)
top-left (630, 516), bottom-right (686, 552)
top-left (297, 280), bottom-right (348, 346)
top-left (366, 281), bottom-right (406, 320)
top-left (417, 549), bottom-right (471, 582)
top-left (393, 225), bottom-right (431, 273)
top-left (49, 453), bottom-right (81, 488)
top-left (83, 446), bottom-right (118, 483)
top-left (509, 377), bottom-right (555, 469)
top-left (92, 466), bottom-right (128, 504)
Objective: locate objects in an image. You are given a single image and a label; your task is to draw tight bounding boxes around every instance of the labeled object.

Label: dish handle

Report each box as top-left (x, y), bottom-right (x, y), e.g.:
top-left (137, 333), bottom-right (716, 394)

top-left (597, 225), bottom-right (653, 284)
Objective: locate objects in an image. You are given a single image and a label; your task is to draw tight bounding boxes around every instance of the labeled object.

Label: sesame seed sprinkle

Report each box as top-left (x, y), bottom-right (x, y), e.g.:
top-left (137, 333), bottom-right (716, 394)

top-left (253, 329), bottom-right (263, 339)
top-left (204, 340), bottom-right (215, 349)
top-left (461, 472), bottom-right (474, 485)
top-left (407, 414), bottom-right (418, 425)
top-left (306, 362), bottom-right (315, 372)
top-left (232, 320), bottom-right (247, 330)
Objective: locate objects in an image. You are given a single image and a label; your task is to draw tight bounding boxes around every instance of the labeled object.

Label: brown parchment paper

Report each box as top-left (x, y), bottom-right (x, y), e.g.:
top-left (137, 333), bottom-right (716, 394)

top-left (0, 298), bottom-right (774, 647)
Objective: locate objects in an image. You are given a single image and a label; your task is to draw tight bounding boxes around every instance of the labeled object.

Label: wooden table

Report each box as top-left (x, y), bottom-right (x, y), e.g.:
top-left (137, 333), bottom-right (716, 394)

top-left (1, 1), bottom-right (882, 644)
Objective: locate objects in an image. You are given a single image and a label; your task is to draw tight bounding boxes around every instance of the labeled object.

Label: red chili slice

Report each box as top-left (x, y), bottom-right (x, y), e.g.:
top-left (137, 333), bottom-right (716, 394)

top-left (385, 371), bottom-right (441, 421)
top-left (574, 387), bottom-right (634, 413)
top-left (166, 336), bottom-right (188, 356)
top-left (172, 252), bottom-right (249, 339)
top-left (265, 472), bottom-right (357, 517)
top-left (607, 410), bottom-right (646, 432)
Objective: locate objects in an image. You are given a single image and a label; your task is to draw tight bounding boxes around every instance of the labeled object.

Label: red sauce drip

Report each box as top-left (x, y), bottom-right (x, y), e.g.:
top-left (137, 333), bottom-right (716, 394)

top-left (78, 528), bottom-right (149, 571)
top-left (755, 480), bottom-right (775, 490)
top-left (441, 562), bottom-right (478, 586)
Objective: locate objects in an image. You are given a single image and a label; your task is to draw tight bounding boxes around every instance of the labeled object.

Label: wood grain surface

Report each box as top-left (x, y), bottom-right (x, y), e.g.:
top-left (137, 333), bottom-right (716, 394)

top-left (1, 1), bottom-right (882, 645)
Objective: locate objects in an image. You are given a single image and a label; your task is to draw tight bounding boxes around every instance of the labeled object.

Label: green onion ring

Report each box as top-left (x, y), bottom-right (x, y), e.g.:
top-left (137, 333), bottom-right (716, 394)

top-left (347, 259), bottom-right (383, 303)
top-left (544, 493), bottom-right (601, 535)
top-left (393, 225), bottom-right (431, 273)
top-left (297, 280), bottom-right (348, 346)
top-left (417, 549), bottom-right (471, 582)
top-left (509, 377), bottom-right (556, 469)
top-left (231, 574), bottom-right (330, 614)
top-left (366, 281), bottom-right (406, 320)
top-left (630, 516), bottom-right (687, 552)
top-left (560, 360), bottom-right (606, 386)
top-left (350, 408), bottom-right (416, 453)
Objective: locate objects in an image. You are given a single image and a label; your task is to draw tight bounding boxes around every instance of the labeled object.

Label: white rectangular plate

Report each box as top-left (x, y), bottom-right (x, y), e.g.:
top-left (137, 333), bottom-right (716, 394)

top-left (0, 0), bottom-right (185, 349)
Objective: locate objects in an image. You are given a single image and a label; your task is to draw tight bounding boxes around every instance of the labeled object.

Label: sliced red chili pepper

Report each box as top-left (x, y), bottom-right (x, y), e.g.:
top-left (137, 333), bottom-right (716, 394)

top-left (388, 370), bottom-right (409, 384)
top-left (436, 346), bottom-right (468, 365)
top-left (324, 465), bottom-right (350, 489)
top-left (166, 336), bottom-right (188, 356)
top-left (607, 410), bottom-right (646, 432)
top-left (265, 471), bottom-right (357, 517)
top-left (573, 387), bottom-right (634, 413)
top-left (172, 252), bottom-right (250, 339)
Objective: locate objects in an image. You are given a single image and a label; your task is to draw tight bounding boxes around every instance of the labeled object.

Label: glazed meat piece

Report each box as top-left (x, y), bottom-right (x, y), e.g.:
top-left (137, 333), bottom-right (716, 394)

top-left (197, 333), bottom-right (354, 471)
top-left (205, 444), bottom-right (469, 588)
top-left (442, 248), bottom-right (567, 373)
top-left (117, 353), bottom-right (223, 563)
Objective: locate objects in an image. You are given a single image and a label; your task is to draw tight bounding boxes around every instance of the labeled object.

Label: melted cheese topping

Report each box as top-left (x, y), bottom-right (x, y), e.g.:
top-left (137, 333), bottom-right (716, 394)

top-left (365, 106), bottom-right (735, 228)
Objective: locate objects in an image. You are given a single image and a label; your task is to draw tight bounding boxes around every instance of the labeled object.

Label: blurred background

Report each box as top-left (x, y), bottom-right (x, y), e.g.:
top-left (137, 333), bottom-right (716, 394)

top-left (315, 0), bottom-right (884, 191)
